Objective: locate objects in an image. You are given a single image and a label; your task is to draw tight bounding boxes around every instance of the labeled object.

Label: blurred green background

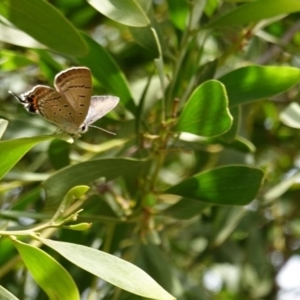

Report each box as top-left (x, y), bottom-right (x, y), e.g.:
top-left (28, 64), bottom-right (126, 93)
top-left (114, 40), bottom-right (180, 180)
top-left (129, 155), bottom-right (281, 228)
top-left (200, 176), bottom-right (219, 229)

top-left (1, 0), bottom-right (300, 299)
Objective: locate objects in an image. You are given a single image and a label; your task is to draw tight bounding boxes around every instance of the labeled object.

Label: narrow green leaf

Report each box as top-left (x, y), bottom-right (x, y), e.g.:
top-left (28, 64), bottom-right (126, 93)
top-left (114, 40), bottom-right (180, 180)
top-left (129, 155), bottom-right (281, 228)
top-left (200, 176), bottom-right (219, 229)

top-left (0, 286), bottom-right (18, 300)
top-left (0, 0), bottom-right (87, 56)
top-left (220, 136), bottom-right (256, 153)
top-left (163, 198), bottom-right (209, 220)
top-left (135, 244), bottom-right (175, 293)
top-left (264, 171), bottom-right (300, 202)
top-left (165, 165), bottom-right (264, 205)
top-left (44, 158), bottom-right (147, 208)
top-left (14, 240), bottom-right (80, 300)
top-left (280, 102), bottom-right (300, 129)
top-left (175, 80), bottom-right (233, 137)
top-left (129, 7), bottom-right (169, 57)
top-left (167, 0), bottom-right (189, 30)
top-left (0, 50), bottom-right (33, 71)
top-left (40, 238), bottom-right (175, 300)
top-left (212, 207), bottom-right (246, 247)
top-left (205, 0), bottom-right (300, 28)
top-left (0, 119), bottom-right (8, 139)
top-left (0, 23), bottom-right (45, 49)
top-left (87, 0), bottom-right (150, 27)
top-left (0, 135), bottom-right (56, 181)
top-left (77, 33), bottom-right (136, 114)
top-left (129, 26), bottom-right (159, 56)
top-left (219, 66), bottom-right (300, 107)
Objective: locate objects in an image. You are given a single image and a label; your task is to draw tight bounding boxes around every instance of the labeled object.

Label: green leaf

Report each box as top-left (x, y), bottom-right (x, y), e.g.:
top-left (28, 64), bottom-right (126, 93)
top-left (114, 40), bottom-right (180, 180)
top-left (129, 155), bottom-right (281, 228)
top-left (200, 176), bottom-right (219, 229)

top-left (48, 139), bottom-right (71, 170)
top-left (167, 0), bottom-right (189, 31)
top-left (279, 102), bottom-right (300, 129)
top-left (40, 238), bottom-right (175, 300)
top-left (77, 33), bottom-right (136, 114)
top-left (52, 185), bottom-right (90, 220)
top-left (220, 136), bottom-right (256, 153)
top-left (163, 198), bottom-right (209, 220)
top-left (165, 165), bottom-right (264, 205)
top-left (44, 158), bottom-right (147, 208)
top-left (87, 0), bottom-right (150, 27)
top-left (0, 49), bottom-right (33, 71)
top-left (14, 240), bottom-right (80, 300)
top-left (264, 171), bottom-right (300, 202)
top-left (0, 119), bottom-right (8, 139)
top-left (0, 286), bottom-right (18, 300)
top-left (130, 25), bottom-right (159, 56)
top-left (218, 106), bottom-right (240, 142)
top-left (219, 66), bottom-right (300, 107)
top-left (135, 244), bottom-right (175, 293)
top-left (55, 185), bottom-right (90, 218)
top-left (211, 207), bottom-right (246, 247)
top-left (175, 80), bottom-right (233, 137)
top-left (205, 0), bottom-right (300, 28)
top-left (0, 0), bottom-right (87, 56)
top-left (130, 7), bottom-right (169, 57)
top-left (0, 23), bottom-right (45, 49)
top-left (0, 135), bottom-right (56, 181)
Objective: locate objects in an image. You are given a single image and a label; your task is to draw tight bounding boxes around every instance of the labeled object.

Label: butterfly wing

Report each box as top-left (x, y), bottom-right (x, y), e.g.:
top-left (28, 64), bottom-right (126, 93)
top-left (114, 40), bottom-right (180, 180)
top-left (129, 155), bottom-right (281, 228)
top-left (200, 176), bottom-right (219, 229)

top-left (54, 67), bottom-right (91, 125)
top-left (20, 85), bottom-right (78, 133)
top-left (84, 95), bottom-right (119, 126)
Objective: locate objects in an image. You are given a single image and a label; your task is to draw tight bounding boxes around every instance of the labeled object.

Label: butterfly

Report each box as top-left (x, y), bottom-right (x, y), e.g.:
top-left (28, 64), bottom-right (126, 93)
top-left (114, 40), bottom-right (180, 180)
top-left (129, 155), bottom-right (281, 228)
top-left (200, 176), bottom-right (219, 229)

top-left (9, 67), bottom-right (119, 138)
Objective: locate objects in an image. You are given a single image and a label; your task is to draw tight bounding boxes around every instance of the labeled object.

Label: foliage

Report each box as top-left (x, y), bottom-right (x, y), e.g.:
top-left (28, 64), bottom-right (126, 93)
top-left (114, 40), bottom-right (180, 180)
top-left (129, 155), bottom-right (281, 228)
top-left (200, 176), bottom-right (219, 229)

top-left (0, 0), bottom-right (300, 299)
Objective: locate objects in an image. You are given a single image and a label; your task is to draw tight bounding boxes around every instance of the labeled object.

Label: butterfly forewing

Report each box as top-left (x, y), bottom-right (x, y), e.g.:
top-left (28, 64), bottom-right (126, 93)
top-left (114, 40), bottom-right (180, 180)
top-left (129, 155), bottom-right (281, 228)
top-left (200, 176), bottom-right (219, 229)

top-left (21, 85), bottom-right (76, 127)
top-left (54, 67), bottom-right (91, 125)
top-left (84, 96), bottom-right (120, 126)
top-left (11, 66), bottom-right (119, 137)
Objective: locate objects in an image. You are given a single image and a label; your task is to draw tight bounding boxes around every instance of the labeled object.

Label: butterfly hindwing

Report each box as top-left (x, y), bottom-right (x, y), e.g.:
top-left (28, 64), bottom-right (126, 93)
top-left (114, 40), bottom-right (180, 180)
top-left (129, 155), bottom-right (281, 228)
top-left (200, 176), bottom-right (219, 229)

top-left (84, 96), bottom-right (119, 126)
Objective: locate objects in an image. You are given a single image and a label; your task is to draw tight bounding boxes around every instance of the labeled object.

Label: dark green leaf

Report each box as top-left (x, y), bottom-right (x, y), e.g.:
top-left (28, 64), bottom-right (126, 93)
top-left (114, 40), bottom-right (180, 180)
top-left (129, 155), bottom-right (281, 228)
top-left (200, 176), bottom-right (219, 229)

top-left (48, 139), bottom-right (71, 170)
top-left (44, 158), bottom-right (147, 208)
top-left (163, 198), bottom-right (209, 220)
top-left (0, 0), bottom-right (87, 56)
top-left (165, 165), bottom-right (264, 205)
top-left (135, 244), bottom-right (176, 293)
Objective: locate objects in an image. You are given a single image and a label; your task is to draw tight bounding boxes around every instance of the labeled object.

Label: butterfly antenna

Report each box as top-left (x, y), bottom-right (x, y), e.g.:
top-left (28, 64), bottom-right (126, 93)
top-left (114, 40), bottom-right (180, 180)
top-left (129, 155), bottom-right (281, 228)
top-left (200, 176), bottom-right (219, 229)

top-left (8, 90), bottom-right (25, 103)
top-left (89, 125), bottom-right (116, 135)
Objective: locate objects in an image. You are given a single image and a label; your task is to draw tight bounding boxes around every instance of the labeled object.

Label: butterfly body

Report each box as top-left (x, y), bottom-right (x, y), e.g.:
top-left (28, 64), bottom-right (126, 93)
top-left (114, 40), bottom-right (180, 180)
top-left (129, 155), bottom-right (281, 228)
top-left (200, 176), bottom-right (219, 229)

top-left (10, 67), bottom-right (119, 137)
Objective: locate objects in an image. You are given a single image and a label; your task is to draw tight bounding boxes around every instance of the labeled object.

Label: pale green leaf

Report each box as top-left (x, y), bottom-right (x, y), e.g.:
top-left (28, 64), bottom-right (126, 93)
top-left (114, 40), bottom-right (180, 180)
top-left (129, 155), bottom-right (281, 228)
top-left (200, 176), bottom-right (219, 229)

top-left (40, 238), bottom-right (175, 300)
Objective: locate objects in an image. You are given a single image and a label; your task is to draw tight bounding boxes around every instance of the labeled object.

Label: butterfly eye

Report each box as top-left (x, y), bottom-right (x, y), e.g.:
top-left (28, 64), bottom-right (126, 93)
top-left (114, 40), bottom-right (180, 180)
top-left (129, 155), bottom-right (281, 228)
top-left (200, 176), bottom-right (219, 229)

top-left (80, 124), bottom-right (88, 133)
